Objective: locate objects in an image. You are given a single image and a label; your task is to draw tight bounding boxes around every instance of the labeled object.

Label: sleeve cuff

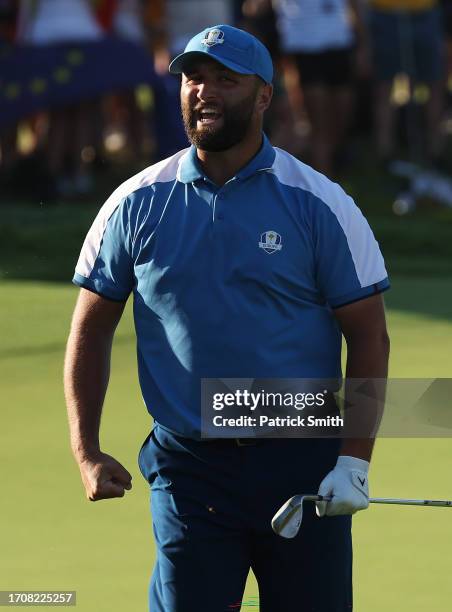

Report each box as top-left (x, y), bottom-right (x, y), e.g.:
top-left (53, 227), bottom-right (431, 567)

top-left (72, 273), bottom-right (130, 303)
top-left (329, 277), bottom-right (390, 309)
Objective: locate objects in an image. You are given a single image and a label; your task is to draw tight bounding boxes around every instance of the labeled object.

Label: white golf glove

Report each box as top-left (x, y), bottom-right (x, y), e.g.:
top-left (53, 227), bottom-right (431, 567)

top-left (316, 455), bottom-right (369, 517)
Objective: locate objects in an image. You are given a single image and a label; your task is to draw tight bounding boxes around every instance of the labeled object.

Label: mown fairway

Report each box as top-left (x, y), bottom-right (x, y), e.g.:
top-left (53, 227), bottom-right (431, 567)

top-left (1, 277), bottom-right (451, 611)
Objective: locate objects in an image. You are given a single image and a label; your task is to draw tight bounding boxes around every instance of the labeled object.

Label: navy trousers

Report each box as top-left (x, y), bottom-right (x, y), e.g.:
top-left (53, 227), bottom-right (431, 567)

top-left (138, 424), bottom-right (353, 612)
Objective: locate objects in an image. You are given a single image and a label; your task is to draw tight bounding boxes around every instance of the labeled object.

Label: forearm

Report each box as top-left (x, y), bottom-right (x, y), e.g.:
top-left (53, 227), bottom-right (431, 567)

top-left (340, 332), bottom-right (390, 461)
top-left (64, 328), bottom-right (113, 462)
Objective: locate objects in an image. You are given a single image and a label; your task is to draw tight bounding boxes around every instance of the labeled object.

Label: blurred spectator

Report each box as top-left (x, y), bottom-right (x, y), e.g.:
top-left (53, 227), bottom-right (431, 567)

top-left (17, 0), bottom-right (105, 197)
top-left (442, 0), bottom-right (452, 81)
top-left (240, 0), bottom-right (279, 59)
top-left (145, 0), bottom-right (238, 160)
top-left (17, 0), bottom-right (103, 43)
top-left (0, 0), bottom-right (17, 42)
top-left (272, 0), bottom-right (368, 177)
top-left (368, 0), bottom-right (446, 165)
top-left (165, 0), bottom-right (234, 55)
top-left (239, 1), bottom-right (305, 154)
top-left (443, 0), bottom-right (452, 81)
top-left (0, 0), bottom-right (19, 174)
top-left (94, 0), bottom-right (186, 161)
top-left (93, 0), bottom-right (116, 32)
top-left (113, 0), bottom-right (146, 43)
top-left (0, 0), bottom-right (171, 200)
top-left (101, 0), bottom-right (151, 165)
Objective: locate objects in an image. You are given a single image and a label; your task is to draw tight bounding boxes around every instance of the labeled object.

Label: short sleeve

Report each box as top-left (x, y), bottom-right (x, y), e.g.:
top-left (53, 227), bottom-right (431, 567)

top-left (312, 189), bottom-right (389, 308)
top-left (73, 196), bottom-right (133, 301)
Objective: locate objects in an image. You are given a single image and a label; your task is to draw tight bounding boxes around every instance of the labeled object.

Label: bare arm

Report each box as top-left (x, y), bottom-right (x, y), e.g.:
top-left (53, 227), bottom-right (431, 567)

top-left (334, 293), bottom-right (390, 461)
top-left (64, 288), bottom-right (132, 501)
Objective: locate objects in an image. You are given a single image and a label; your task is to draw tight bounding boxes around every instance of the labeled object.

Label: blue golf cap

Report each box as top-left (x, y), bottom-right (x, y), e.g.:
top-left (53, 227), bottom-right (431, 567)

top-left (169, 25), bottom-right (273, 84)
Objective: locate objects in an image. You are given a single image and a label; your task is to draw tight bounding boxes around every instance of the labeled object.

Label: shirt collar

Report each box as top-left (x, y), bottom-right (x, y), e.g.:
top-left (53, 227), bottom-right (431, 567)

top-left (177, 133), bottom-right (276, 185)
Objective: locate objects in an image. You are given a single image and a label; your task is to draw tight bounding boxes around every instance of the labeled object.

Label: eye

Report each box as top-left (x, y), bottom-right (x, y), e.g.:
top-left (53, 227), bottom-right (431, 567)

top-left (185, 74), bottom-right (201, 84)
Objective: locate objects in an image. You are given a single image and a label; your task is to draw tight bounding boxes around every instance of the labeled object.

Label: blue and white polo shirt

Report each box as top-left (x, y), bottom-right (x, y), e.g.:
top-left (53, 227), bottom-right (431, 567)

top-left (73, 135), bottom-right (389, 438)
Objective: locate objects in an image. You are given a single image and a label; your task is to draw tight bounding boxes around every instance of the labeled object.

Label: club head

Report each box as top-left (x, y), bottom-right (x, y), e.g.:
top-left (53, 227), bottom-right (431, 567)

top-left (271, 495), bottom-right (304, 538)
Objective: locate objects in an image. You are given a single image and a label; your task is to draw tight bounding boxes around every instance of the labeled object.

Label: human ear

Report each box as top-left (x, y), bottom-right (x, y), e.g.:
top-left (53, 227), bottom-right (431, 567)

top-left (256, 83), bottom-right (273, 112)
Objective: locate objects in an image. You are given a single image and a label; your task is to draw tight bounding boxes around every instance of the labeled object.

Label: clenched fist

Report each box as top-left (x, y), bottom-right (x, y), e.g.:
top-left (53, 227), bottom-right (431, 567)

top-left (77, 452), bottom-right (132, 501)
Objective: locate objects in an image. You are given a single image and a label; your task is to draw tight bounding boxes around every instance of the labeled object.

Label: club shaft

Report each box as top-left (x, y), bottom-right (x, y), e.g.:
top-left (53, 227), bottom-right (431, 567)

top-left (370, 498), bottom-right (452, 507)
top-left (317, 495), bottom-right (452, 507)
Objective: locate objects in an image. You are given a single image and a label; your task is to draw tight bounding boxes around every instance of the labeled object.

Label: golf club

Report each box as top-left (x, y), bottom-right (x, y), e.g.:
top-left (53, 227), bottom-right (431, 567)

top-left (272, 494), bottom-right (452, 538)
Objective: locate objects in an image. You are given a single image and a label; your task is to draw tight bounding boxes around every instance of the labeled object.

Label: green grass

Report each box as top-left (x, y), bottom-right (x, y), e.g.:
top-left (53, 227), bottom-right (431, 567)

top-left (1, 278), bottom-right (451, 611)
top-left (0, 202), bottom-right (98, 282)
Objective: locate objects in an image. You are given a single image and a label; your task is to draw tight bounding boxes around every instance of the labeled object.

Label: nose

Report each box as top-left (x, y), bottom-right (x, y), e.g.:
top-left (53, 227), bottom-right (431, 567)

top-left (195, 80), bottom-right (219, 102)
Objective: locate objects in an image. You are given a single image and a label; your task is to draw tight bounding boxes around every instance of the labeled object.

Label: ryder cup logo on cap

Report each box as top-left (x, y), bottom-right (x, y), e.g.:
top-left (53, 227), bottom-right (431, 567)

top-left (169, 24), bottom-right (273, 84)
top-left (259, 231), bottom-right (282, 254)
top-left (202, 29), bottom-right (225, 47)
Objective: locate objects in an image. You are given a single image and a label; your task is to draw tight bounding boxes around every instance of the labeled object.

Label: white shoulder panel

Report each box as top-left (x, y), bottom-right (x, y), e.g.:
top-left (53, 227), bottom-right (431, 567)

top-left (76, 148), bottom-right (189, 278)
top-left (271, 148), bottom-right (387, 287)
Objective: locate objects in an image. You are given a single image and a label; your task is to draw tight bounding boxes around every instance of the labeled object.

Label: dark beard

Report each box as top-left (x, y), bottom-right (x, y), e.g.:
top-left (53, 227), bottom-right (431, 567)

top-left (181, 90), bottom-right (258, 152)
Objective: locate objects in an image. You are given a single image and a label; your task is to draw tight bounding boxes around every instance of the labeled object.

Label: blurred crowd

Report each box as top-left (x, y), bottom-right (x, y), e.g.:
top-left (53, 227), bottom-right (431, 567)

top-left (1, 0), bottom-right (452, 200)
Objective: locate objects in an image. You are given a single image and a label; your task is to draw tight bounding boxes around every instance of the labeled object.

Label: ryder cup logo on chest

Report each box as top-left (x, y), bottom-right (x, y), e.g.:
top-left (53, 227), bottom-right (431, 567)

top-left (202, 29), bottom-right (225, 47)
top-left (259, 231), bottom-right (283, 254)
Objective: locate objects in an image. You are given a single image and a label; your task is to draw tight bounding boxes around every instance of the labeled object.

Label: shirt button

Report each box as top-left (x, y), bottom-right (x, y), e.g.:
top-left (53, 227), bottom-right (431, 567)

top-left (217, 193), bottom-right (224, 199)
top-left (217, 212), bottom-right (224, 220)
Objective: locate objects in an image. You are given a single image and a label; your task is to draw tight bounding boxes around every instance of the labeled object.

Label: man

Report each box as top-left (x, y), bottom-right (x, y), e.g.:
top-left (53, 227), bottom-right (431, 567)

top-left (65, 24), bottom-right (390, 611)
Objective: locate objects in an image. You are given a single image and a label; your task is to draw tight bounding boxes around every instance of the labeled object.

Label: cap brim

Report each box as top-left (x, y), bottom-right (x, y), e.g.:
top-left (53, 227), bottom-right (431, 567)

top-left (169, 50), bottom-right (255, 78)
